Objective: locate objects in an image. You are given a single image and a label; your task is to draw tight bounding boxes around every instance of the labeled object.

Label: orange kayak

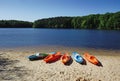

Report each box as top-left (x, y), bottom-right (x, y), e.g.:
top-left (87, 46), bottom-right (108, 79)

top-left (61, 53), bottom-right (71, 64)
top-left (84, 52), bottom-right (99, 65)
top-left (44, 52), bottom-right (62, 63)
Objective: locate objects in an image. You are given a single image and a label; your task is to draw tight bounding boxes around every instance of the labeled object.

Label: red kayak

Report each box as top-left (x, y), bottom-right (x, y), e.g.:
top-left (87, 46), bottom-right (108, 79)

top-left (44, 52), bottom-right (62, 63)
top-left (84, 52), bottom-right (99, 65)
top-left (61, 53), bottom-right (71, 64)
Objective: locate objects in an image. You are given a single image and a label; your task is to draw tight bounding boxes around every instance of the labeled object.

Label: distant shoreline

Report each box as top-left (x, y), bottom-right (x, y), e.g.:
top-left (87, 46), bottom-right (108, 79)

top-left (0, 11), bottom-right (120, 30)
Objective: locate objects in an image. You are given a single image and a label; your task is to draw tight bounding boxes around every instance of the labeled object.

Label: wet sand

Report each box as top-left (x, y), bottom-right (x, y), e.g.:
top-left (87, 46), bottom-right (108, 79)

top-left (0, 45), bottom-right (120, 81)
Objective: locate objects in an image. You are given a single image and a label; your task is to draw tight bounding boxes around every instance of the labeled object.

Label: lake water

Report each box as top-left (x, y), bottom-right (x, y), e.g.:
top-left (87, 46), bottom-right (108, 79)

top-left (0, 28), bottom-right (120, 50)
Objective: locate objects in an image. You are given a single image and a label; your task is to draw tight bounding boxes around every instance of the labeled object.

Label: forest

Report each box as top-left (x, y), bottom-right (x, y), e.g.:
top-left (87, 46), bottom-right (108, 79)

top-left (33, 11), bottom-right (120, 30)
top-left (0, 11), bottom-right (120, 30)
top-left (0, 20), bottom-right (33, 28)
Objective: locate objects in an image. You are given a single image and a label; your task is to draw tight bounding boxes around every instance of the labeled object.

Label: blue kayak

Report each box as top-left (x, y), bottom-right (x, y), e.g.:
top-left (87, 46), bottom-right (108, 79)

top-left (72, 52), bottom-right (84, 63)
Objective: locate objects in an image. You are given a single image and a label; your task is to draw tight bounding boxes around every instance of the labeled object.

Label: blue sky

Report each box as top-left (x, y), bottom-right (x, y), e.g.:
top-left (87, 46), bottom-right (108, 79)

top-left (0, 0), bottom-right (120, 21)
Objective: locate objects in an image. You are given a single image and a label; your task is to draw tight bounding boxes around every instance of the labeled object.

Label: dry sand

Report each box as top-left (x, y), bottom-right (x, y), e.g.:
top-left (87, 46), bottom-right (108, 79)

top-left (0, 45), bottom-right (120, 81)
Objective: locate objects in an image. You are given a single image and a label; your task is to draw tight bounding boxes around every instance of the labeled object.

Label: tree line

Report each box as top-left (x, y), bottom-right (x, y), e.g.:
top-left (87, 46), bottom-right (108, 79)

top-left (0, 20), bottom-right (33, 28)
top-left (33, 11), bottom-right (120, 30)
top-left (0, 11), bottom-right (120, 30)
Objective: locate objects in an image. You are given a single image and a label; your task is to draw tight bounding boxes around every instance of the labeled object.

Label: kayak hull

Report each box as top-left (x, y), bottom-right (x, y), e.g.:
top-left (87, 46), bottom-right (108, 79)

top-left (72, 52), bottom-right (84, 64)
top-left (84, 52), bottom-right (99, 65)
top-left (44, 52), bottom-right (62, 63)
top-left (61, 53), bottom-right (71, 64)
top-left (28, 53), bottom-right (48, 61)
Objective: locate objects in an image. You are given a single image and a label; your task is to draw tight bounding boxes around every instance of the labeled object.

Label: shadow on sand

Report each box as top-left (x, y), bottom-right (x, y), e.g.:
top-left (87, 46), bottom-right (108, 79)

top-left (97, 60), bottom-right (103, 67)
top-left (64, 57), bottom-right (73, 66)
top-left (81, 58), bottom-right (87, 65)
top-left (0, 54), bottom-right (28, 80)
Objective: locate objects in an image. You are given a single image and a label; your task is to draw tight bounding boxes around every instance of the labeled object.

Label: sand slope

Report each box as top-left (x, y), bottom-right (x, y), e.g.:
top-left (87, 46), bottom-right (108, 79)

top-left (0, 46), bottom-right (120, 81)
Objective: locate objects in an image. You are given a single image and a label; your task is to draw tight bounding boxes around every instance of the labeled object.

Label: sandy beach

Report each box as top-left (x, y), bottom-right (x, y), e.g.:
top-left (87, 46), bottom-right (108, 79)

top-left (0, 45), bottom-right (120, 81)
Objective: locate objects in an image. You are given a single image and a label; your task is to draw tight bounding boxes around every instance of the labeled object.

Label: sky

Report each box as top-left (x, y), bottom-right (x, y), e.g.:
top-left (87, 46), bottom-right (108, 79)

top-left (0, 0), bottom-right (120, 21)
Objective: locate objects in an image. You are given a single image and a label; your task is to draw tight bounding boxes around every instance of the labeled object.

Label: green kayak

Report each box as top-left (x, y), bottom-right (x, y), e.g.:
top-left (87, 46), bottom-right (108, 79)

top-left (28, 53), bottom-right (48, 61)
